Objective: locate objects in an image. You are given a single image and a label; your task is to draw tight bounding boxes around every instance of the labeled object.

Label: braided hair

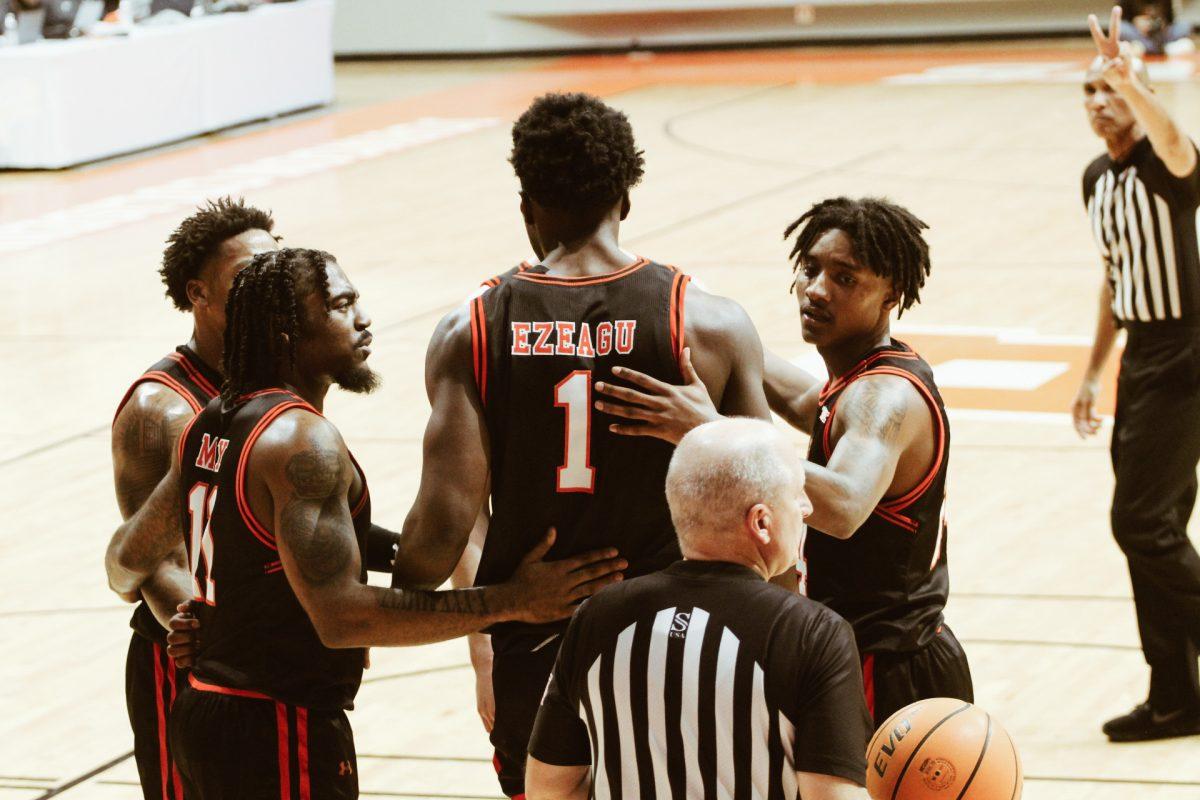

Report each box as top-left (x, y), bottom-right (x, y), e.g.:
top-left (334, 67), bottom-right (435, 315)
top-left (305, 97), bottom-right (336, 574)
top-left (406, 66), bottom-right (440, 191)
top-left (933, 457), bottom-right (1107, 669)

top-left (222, 248), bottom-right (332, 402)
top-left (160, 196), bottom-right (277, 311)
top-left (783, 197), bottom-right (931, 317)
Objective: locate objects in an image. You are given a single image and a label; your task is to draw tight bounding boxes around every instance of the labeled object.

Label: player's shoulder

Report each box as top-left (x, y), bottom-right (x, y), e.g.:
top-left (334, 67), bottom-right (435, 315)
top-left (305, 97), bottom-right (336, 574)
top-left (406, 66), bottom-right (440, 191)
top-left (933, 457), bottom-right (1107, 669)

top-left (114, 379), bottom-right (196, 429)
top-left (837, 370), bottom-right (926, 431)
top-left (251, 406), bottom-right (346, 471)
top-left (681, 280), bottom-right (758, 344)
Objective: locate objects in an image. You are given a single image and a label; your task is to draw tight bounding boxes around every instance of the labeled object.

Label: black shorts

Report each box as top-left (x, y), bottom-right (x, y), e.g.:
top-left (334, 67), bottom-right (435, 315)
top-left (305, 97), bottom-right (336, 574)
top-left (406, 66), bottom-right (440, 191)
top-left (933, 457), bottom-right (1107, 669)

top-left (490, 641), bottom-right (561, 798)
top-left (863, 624), bottom-right (974, 729)
top-left (126, 632), bottom-right (187, 800)
top-left (170, 675), bottom-right (357, 800)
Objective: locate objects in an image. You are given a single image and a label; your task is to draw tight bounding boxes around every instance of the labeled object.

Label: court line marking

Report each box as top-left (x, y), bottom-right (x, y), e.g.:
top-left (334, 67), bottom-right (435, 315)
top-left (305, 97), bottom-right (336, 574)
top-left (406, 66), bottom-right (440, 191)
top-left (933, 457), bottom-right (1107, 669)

top-left (0, 118), bottom-right (499, 257)
top-left (964, 638), bottom-right (1140, 652)
top-left (29, 751), bottom-right (132, 800)
top-left (1025, 775), bottom-right (1200, 788)
top-left (358, 754), bottom-right (491, 763)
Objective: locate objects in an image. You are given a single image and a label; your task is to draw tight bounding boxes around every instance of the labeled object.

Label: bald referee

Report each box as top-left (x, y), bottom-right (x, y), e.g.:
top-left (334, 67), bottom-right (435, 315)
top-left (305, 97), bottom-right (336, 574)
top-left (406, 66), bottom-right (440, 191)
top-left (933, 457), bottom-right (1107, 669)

top-left (1074, 7), bottom-right (1200, 742)
top-left (526, 419), bottom-right (870, 800)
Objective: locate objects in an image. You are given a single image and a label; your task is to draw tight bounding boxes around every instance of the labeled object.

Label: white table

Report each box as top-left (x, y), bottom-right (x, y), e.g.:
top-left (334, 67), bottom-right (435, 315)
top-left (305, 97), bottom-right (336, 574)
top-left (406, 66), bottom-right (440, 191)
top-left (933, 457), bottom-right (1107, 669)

top-left (0, 0), bottom-right (334, 169)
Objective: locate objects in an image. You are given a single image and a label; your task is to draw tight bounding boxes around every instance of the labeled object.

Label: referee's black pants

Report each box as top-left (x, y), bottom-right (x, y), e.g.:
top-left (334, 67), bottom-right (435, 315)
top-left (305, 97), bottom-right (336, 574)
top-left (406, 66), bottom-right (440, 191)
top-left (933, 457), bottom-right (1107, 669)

top-left (1110, 326), bottom-right (1200, 713)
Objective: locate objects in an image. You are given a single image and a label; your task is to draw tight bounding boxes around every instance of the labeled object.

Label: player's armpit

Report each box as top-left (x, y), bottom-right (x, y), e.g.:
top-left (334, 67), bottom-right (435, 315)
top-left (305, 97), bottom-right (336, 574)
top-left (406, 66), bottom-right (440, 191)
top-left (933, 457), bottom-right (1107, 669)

top-left (105, 452), bottom-right (187, 596)
top-left (392, 305), bottom-right (490, 589)
top-left (111, 382), bottom-right (195, 519)
top-left (802, 375), bottom-right (918, 539)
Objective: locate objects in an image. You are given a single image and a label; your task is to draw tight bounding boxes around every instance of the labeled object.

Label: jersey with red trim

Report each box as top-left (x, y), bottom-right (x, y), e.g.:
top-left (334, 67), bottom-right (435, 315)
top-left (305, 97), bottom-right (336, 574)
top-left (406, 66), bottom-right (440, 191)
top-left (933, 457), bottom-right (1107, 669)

top-left (115, 344), bottom-right (222, 642)
top-left (804, 340), bottom-right (950, 654)
top-left (472, 258), bottom-right (690, 649)
top-left (478, 259), bottom-right (534, 289)
top-left (179, 389), bottom-right (372, 710)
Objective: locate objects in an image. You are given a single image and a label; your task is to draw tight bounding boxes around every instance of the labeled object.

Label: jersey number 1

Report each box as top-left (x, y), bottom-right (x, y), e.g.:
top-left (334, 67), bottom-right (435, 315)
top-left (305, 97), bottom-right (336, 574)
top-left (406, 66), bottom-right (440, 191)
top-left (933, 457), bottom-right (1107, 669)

top-left (187, 483), bottom-right (218, 604)
top-left (555, 370), bottom-right (596, 492)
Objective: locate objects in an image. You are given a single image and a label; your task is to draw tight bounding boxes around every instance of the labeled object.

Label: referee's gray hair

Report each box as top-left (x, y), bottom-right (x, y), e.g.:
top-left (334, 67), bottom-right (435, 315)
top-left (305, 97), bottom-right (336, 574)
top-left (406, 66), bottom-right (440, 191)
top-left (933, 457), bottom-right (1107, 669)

top-left (666, 418), bottom-right (798, 547)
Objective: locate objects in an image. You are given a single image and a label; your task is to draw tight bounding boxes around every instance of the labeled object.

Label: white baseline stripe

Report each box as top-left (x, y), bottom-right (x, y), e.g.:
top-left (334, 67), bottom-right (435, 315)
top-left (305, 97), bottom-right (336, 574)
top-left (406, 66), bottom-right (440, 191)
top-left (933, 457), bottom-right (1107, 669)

top-left (0, 117), bottom-right (499, 256)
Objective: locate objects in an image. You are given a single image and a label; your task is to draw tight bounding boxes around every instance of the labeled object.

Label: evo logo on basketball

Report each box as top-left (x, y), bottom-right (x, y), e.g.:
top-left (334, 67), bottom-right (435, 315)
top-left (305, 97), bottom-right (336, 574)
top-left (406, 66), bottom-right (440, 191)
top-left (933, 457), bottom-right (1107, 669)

top-left (872, 717), bottom-right (912, 778)
top-left (511, 320), bottom-right (636, 357)
top-left (194, 434), bottom-right (230, 473)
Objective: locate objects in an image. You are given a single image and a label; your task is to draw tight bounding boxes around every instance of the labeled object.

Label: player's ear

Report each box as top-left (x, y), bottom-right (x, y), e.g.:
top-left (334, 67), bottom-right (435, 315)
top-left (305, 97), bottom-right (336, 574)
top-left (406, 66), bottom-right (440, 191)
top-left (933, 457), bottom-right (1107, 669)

top-left (186, 278), bottom-right (209, 309)
top-left (881, 288), bottom-right (900, 312)
top-left (619, 191), bottom-right (631, 221)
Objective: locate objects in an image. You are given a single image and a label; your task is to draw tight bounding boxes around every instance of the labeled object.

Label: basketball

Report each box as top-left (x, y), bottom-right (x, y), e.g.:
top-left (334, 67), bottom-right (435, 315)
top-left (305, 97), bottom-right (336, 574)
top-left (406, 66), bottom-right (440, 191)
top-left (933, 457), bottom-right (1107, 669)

top-left (866, 698), bottom-right (1023, 800)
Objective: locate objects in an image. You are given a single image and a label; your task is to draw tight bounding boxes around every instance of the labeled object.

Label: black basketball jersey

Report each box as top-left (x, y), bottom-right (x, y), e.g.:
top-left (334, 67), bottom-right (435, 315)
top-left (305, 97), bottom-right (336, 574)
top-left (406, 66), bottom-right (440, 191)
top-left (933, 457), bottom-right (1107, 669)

top-left (803, 340), bottom-right (950, 655)
top-left (178, 389), bottom-right (372, 710)
top-left (472, 258), bottom-right (691, 648)
top-left (114, 344), bottom-right (222, 642)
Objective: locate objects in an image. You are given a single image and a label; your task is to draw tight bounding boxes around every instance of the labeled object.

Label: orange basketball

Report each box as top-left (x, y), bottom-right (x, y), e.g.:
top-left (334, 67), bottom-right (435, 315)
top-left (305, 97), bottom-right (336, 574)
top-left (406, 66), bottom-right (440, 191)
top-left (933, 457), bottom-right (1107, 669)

top-left (866, 698), bottom-right (1023, 800)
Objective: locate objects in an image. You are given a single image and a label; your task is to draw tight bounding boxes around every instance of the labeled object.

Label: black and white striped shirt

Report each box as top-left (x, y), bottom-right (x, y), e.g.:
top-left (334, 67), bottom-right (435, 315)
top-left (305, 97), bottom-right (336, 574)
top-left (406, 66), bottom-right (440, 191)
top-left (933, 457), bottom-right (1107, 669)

top-left (529, 560), bottom-right (870, 798)
top-left (1083, 138), bottom-right (1200, 325)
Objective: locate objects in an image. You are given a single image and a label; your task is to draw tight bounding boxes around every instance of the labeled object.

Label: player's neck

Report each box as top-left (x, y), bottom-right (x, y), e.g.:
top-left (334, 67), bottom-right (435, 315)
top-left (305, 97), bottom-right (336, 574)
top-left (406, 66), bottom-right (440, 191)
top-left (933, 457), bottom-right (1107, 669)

top-left (819, 328), bottom-right (892, 379)
top-left (538, 235), bottom-right (635, 278)
top-left (682, 547), bottom-right (771, 581)
top-left (1105, 127), bottom-right (1144, 162)
top-left (187, 327), bottom-right (224, 377)
top-left (280, 375), bottom-right (331, 413)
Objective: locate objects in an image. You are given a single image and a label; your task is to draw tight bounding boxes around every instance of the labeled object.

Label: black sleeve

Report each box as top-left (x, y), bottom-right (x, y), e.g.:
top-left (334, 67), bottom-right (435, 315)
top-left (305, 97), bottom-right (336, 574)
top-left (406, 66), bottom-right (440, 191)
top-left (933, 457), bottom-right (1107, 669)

top-left (789, 614), bottom-right (872, 786)
top-left (527, 613), bottom-right (592, 767)
top-left (363, 524), bottom-right (401, 573)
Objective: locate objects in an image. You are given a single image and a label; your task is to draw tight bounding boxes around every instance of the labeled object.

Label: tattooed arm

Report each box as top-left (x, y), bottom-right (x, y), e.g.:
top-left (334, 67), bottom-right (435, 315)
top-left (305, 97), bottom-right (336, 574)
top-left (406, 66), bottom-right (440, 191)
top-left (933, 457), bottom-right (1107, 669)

top-left (106, 436), bottom-right (188, 597)
top-left (108, 383), bottom-right (196, 618)
top-left (257, 411), bottom-right (625, 649)
top-left (802, 375), bottom-right (927, 539)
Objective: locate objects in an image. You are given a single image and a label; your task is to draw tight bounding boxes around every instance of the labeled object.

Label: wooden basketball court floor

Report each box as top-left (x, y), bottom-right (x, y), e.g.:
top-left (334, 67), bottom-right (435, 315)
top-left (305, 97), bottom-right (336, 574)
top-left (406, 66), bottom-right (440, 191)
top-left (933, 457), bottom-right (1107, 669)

top-left (3, 38), bottom-right (1200, 799)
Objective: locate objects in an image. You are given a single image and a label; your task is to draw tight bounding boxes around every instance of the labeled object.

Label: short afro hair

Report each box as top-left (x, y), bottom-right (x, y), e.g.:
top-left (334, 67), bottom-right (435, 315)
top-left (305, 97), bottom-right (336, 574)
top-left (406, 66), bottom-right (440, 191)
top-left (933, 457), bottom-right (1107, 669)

top-left (159, 197), bottom-right (277, 311)
top-left (784, 197), bottom-right (931, 317)
top-left (509, 92), bottom-right (645, 213)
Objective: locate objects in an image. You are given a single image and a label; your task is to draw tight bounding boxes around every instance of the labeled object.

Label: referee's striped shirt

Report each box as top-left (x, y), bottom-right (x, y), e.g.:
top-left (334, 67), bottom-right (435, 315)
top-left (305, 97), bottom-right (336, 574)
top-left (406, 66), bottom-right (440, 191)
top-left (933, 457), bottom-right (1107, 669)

top-left (528, 560), bottom-right (870, 799)
top-left (1083, 138), bottom-right (1200, 325)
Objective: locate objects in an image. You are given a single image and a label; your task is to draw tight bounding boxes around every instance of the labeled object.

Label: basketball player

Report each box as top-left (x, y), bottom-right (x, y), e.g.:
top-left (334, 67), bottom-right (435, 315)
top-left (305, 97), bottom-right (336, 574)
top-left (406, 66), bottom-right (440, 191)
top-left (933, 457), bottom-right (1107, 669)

top-left (1073, 7), bottom-right (1200, 741)
top-left (528, 418), bottom-right (870, 800)
top-left (106, 248), bottom-right (626, 799)
top-left (387, 92), bottom-right (772, 798)
top-left (105, 197), bottom-right (280, 800)
top-left (596, 196), bottom-right (973, 728)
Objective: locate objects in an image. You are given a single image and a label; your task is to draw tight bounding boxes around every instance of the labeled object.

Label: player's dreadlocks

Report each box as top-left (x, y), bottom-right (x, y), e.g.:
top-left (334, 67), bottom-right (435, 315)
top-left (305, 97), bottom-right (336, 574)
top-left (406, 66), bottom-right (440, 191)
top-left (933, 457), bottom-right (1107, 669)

top-left (160, 196), bottom-right (278, 311)
top-left (509, 92), bottom-right (645, 213)
top-left (222, 248), bottom-right (332, 402)
top-left (783, 197), bottom-right (931, 317)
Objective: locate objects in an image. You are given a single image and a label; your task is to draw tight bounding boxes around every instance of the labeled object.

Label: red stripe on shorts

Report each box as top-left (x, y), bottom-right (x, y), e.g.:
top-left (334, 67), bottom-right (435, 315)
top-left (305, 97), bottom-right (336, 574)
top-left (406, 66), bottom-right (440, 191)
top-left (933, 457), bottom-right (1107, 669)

top-left (862, 653), bottom-right (876, 719)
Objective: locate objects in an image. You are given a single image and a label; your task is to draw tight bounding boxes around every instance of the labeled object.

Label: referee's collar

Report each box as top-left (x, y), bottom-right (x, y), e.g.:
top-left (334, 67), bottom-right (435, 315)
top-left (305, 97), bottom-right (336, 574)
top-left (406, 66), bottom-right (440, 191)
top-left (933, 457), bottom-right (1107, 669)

top-left (664, 559), bottom-right (765, 583)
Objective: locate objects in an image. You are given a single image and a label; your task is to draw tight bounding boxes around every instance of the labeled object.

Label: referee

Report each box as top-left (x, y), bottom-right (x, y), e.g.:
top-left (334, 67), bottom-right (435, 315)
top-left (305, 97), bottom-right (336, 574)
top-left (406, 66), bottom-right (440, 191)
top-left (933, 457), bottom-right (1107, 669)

top-left (525, 419), bottom-right (871, 800)
top-left (1074, 7), bottom-right (1200, 742)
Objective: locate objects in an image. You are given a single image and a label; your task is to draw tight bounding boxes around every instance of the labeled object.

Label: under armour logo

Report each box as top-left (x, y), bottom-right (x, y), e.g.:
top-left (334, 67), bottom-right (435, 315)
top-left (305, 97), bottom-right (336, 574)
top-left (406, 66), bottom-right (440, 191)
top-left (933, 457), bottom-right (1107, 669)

top-left (669, 611), bottom-right (691, 639)
top-left (819, 406), bottom-right (830, 423)
top-left (338, 761), bottom-right (354, 777)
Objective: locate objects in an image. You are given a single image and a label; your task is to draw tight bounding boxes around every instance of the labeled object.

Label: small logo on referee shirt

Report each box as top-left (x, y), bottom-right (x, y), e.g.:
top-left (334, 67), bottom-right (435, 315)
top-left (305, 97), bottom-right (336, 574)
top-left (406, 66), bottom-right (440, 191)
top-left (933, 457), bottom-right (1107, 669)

top-left (669, 612), bottom-right (691, 639)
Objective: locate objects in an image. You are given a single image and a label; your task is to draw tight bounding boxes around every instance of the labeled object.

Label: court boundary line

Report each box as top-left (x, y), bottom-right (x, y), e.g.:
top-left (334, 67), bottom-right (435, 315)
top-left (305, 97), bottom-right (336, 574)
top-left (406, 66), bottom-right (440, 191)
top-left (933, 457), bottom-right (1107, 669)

top-left (30, 751), bottom-right (132, 800)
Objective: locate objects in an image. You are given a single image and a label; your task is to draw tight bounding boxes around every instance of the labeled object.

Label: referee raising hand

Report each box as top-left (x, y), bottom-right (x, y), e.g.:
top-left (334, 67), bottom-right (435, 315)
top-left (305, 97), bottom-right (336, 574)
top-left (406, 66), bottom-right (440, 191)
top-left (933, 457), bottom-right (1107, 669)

top-left (526, 418), bottom-right (870, 800)
top-left (1076, 6), bottom-right (1200, 743)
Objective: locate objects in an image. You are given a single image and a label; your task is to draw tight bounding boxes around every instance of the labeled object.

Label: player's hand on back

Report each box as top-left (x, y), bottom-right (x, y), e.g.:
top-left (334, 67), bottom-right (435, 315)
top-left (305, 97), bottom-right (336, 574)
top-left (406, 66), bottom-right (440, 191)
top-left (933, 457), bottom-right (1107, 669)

top-left (594, 348), bottom-right (720, 445)
top-left (166, 600), bottom-right (201, 669)
top-left (499, 528), bottom-right (626, 624)
top-left (1072, 378), bottom-right (1103, 439)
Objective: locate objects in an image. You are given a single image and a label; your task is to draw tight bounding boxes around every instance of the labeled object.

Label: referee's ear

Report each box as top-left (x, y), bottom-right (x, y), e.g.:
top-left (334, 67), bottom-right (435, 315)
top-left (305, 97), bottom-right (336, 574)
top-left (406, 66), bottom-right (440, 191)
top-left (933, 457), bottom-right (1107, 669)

top-left (746, 503), bottom-right (773, 547)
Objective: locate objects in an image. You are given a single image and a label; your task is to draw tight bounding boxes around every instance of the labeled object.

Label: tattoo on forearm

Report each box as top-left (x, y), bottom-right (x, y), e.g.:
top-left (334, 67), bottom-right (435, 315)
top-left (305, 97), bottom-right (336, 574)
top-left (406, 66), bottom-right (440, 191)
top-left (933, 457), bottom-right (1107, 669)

top-left (378, 587), bottom-right (491, 615)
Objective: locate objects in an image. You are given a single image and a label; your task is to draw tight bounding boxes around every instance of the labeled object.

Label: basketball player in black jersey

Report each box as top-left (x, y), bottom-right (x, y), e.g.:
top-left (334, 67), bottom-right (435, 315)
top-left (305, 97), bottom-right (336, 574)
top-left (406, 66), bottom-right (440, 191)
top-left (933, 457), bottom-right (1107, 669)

top-left (105, 197), bottom-right (280, 800)
top-left (596, 197), bottom-right (973, 728)
top-left (387, 92), bottom-right (771, 798)
top-left (107, 247), bottom-right (625, 799)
